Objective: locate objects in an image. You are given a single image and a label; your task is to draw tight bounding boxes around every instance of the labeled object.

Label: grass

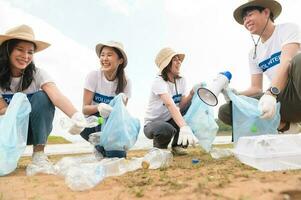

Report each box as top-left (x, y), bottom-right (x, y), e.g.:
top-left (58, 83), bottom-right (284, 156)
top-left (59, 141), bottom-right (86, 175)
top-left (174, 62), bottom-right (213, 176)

top-left (47, 135), bottom-right (71, 144)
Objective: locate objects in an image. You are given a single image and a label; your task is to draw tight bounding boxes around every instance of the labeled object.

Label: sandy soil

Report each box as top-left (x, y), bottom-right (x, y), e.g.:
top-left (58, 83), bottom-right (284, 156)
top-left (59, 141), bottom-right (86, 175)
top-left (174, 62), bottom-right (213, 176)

top-left (1, 148), bottom-right (301, 200)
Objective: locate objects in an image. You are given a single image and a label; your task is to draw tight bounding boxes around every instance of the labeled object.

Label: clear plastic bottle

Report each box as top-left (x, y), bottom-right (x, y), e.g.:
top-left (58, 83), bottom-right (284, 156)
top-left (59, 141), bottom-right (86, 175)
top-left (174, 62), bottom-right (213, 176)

top-left (65, 163), bottom-right (105, 191)
top-left (60, 115), bottom-right (104, 135)
top-left (210, 147), bottom-right (233, 159)
top-left (141, 148), bottom-right (173, 169)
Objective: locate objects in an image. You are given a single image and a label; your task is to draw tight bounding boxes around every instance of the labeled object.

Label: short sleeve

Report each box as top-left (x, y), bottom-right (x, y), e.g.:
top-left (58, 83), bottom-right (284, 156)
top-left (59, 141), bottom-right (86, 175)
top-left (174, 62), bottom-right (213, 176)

top-left (152, 76), bottom-right (168, 95)
top-left (35, 68), bottom-right (54, 88)
top-left (280, 23), bottom-right (301, 46)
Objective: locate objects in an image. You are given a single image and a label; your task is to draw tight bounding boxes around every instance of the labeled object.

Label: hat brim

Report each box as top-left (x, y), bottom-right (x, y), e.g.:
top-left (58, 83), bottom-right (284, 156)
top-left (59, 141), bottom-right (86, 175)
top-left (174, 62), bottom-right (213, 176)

top-left (159, 53), bottom-right (185, 73)
top-left (233, 0), bottom-right (282, 25)
top-left (95, 43), bottom-right (128, 67)
top-left (0, 35), bottom-right (50, 52)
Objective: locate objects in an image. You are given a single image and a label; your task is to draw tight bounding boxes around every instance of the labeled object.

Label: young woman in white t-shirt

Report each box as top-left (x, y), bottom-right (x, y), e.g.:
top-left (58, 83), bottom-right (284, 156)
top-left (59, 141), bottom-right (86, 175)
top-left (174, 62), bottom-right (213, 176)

top-left (0, 25), bottom-right (86, 169)
top-left (80, 41), bottom-right (131, 158)
top-left (144, 47), bottom-right (197, 155)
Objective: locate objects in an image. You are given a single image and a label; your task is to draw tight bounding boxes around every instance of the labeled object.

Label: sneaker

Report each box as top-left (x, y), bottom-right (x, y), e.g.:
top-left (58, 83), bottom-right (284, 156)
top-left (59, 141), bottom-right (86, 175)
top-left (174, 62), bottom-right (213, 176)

top-left (171, 146), bottom-right (188, 156)
top-left (278, 122), bottom-right (301, 134)
top-left (32, 151), bottom-right (53, 167)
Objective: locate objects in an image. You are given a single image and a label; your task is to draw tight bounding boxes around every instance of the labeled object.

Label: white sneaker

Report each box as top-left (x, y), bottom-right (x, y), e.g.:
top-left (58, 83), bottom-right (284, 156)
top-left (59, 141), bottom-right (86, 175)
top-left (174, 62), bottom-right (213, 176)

top-left (27, 151), bottom-right (55, 176)
top-left (32, 151), bottom-right (53, 167)
top-left (278, 123), bottom-right (301, 134)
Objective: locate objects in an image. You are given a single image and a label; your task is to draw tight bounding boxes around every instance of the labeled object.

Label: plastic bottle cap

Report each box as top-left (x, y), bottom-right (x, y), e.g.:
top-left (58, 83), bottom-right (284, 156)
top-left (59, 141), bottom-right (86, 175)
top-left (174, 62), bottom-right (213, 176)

top-left (220, 71), bottom-right (232, 81)
top-left (98, 117), bottom-right (104, 125)
top-left (192, 159), bottom-right (200, 164)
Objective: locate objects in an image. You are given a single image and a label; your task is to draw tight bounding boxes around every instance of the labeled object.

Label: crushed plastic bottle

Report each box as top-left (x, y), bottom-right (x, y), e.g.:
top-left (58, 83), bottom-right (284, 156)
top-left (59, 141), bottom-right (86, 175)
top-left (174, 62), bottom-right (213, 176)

top-left (65, 163), bottom-right (105, 191)
top-left (26, 163), bottom-right (56, 176)
top-left (141, 148), bottom-right (173, 169)
top-left (54, 154), bottom-right (98, 176)
top-left (60, 115), bottom-right (104, 135)
top-left (88, 132), bottom-right (102, 145)
top-left (210, 147), bottom-right (234, 159)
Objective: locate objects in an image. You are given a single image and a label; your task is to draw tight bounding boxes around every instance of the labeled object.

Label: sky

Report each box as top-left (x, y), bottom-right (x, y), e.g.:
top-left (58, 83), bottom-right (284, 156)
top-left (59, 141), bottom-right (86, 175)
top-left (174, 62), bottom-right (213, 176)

top-left (1, 0), bottom-right (301, 142)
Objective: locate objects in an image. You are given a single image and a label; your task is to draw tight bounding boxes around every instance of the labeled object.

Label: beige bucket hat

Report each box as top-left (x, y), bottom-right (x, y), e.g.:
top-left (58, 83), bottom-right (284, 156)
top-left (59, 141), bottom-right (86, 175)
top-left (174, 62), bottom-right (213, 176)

top-left (233, 0), bottom-right (282, 25)
top-left (155, 47), bottom-right (185, 73)
top-left (95, 41), bottom-right (128, 67)
top-left (0, 24), bottom-right (50, 52)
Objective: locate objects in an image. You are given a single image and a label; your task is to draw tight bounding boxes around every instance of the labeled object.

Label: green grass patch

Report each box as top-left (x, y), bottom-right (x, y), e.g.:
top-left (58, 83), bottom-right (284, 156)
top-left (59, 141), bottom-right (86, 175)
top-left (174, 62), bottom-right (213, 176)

top-left (47, 135), bottom-right (71, 144)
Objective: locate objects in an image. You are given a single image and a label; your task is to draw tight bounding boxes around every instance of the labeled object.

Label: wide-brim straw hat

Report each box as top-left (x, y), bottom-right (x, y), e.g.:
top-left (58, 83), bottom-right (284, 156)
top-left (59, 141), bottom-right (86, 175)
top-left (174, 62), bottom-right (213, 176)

top-left (233, 0), bottom-right (282, 25)
top-left (95, 41), bottom-right (128, 67)
top-left (155, 47), bottom-right (185, 73)
top-left (0, 24), bottom-right (50, 52)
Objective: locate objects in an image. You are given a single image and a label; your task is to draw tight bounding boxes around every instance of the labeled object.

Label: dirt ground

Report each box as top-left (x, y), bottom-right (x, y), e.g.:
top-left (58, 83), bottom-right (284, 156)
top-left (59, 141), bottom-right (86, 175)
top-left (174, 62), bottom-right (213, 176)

top-left (1, 147), bottom-right (301, 200)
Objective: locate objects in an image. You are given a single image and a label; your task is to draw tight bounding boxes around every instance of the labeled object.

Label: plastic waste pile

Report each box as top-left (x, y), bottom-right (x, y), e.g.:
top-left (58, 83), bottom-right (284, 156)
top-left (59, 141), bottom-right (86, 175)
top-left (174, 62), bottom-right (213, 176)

top-left (25, 116), bottom-right (103, 176)
top-left (27, 148), bottom-right (173, 191)
top-left (233, 134), bottom-right (301, 171)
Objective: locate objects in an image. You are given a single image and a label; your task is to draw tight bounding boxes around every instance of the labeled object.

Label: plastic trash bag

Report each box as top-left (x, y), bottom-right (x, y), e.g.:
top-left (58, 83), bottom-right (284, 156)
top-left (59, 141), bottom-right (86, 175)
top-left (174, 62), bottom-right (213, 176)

top-left (184, 93), bottom-right (218, 152)
top-left (227, 88), bottom-right (280, 143)
top-left (0, 93), bottom-right (31, 176)
top-left (100, 93), bottom-right (140, 151)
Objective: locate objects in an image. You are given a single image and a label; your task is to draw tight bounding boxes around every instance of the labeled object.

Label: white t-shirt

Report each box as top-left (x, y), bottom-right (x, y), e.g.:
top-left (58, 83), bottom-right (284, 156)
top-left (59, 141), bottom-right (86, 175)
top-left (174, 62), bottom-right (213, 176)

top-left (0, 68), bottom-right (53, 104)
top-left (249, 23), bottom-right (301, 81)
top-left (144, 75), bottom-right (189, 125)
top-left (84, 69), bottom-right (132, 105)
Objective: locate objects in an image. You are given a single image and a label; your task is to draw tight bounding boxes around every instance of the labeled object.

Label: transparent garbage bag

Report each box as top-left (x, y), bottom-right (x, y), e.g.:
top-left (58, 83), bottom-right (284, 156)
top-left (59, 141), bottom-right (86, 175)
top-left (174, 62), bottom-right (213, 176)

top-left (0, 93), bottom-right (31, 176)
top-left (184, 93), bottom-right (218, 152)
top-left (100, 93), bottom-right (140, 151)
top-left (227, 88), bottom-right (280, 143)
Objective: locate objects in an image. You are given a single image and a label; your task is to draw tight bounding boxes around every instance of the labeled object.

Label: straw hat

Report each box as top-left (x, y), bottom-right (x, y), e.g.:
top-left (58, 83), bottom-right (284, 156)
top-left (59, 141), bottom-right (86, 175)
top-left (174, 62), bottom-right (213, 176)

top-left (0, 24), bottom-right (50, 52)
top-left (155, 47), bottom-right (185, 73)
top-left (95, 41), bottom-right (128, 67)
top-left (233, 0), bottom-right (282, 25)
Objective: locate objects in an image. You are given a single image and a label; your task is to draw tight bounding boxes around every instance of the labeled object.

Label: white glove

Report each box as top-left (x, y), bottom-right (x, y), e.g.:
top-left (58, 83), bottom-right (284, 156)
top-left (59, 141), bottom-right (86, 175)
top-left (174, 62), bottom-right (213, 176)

top-left (222, 87), bottom-right (238, 102)
top-left (258, 94), bottom-right (277, 119)
top-left (69, 112), bottom-right (87, 135)
top-left (88, 132), bottom-right (101, 145)
top-left (177, 125), bottom-right (198, 146)
top-left (97, 103), bottom-right (113, 118)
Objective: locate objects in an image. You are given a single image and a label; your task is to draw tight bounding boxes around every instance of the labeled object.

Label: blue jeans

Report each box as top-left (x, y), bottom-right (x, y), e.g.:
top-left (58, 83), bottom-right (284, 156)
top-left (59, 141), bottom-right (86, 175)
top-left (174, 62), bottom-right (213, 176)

top-left (27, 91), bottom-right (55, 145)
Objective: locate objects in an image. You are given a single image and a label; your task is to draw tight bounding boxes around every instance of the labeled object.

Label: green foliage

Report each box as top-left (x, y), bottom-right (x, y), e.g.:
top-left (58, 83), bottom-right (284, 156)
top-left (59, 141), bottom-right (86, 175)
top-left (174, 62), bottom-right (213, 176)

top-left (47, 135), bottom-right (71, 144)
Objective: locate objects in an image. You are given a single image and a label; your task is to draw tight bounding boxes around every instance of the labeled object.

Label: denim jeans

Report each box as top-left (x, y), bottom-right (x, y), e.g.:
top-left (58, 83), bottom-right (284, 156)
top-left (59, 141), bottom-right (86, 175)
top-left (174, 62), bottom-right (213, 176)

top-left (27, 91), bottom-right (55, 145)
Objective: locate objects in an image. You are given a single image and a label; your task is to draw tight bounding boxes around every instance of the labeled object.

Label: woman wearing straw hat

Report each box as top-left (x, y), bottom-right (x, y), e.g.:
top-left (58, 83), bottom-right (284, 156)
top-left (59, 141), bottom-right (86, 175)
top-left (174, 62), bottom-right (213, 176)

top-left (0, 25), bottom-right (87, 168)
top-left (79, 41), bottom-right (131, 158)
top-left (144, 47), bottom-right (198, 155)
top-left (219, 0), bottom-right (301, 133)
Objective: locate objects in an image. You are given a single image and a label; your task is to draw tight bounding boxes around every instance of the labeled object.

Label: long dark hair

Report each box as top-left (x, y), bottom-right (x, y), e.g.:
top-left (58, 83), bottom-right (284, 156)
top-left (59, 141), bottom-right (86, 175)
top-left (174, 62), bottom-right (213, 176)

top-left (99, 46), bottom-right (127, 94)
top-left (161, 58), bottom-right (181, 82)
top-left (0, 39), bottom-right (36, 92)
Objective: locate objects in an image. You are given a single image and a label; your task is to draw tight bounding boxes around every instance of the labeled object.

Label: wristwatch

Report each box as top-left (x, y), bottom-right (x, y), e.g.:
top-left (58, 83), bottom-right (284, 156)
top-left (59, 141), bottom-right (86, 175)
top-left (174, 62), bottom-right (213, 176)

top-left (267, 86), bottom-right (280, 97)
